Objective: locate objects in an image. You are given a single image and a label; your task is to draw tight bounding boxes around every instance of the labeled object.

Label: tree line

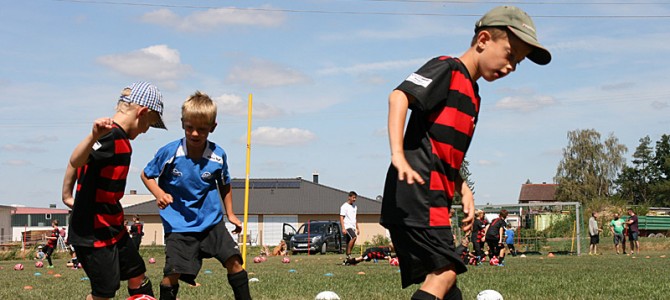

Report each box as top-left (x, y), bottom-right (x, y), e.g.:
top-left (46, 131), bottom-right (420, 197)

top-left (554, 129), bottom-right (670, 209)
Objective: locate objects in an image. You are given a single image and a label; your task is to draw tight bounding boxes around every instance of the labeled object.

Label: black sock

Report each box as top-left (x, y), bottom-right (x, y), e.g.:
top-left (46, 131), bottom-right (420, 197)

top-left (443, 285), bottom-right (462, 300)
top-left (159, 283), bottom-right (179, 300)
top-left (228, 270), bottom-right (251, 300)
top-left (412, 290), bottom-right (441, 300)
top-left (128, 276), bottom-right (154, 296)
top-left (46, 255), bottom-right (52, 266)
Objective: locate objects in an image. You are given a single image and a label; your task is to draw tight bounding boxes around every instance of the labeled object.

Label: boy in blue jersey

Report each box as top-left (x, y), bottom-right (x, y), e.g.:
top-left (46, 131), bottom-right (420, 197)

top-left (504, 224), bottom-right (516, 257)
top-left (141, 91), bottom-right (250, 300)
top-left (381, 6), bottom-right (550, 300)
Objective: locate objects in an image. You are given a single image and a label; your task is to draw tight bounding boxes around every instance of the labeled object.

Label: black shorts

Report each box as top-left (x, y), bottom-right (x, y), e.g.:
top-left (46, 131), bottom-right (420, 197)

top-left (345, 228), bottom-right (357, 243)
top-left (386, 225), bottom-right (467, 288)
top-left (76, 233), bottom-right (146, 298)
top-left (43, 245), bottom-right (55, 257)
top-left (590, 234), bottom-right (600, 245)
top-left (164, 220), bottom-right (242, 285)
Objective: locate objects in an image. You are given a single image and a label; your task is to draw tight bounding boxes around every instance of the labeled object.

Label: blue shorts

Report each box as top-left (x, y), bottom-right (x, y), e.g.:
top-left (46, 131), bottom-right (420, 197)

top-left (628, 231), bottom-right (639, 241)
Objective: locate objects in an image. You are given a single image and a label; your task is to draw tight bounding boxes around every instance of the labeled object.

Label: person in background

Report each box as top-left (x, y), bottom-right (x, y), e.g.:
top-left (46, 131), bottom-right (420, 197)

top-left (588, 212), bottom-right (602, 255)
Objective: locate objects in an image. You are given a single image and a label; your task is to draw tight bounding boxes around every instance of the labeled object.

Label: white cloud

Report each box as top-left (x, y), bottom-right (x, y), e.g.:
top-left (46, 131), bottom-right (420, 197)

top-left (227, 59), bottom-right (310, 88)
top-left (317, 58), bottom-right (427, 76)
top-left (651, 101), bottom-right (668, 110)
top-left (246, 127), bottom-right (316, 146)
top-left (23, 135), bottom-right (58, 144)
top-left (141, 7), bottom-right (285, 32)
top-left (477, 159), bottom-right (497, 166)
top-left (5, 159), bottom-right (31, 166)
top-left (495, 94), bottom-right (556, 113)
top-left (215, 94), bottom-right (285, 119)
top-left (97, 45), bottom-right (192, 87)
top-left (1, 144), bottom-right (46, 153)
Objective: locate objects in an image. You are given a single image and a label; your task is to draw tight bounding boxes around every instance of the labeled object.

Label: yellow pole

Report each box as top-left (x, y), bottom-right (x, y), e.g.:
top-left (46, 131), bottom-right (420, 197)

top-left (241, 94), bottom-right (253, 269)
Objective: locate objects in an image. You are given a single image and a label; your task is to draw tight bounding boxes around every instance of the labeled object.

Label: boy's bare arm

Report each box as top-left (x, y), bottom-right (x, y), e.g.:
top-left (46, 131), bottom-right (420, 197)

top-left (219, 181), bottom-right (242, 234)
top-left (62, 164), bottom-right (77, 209)
top-left (140, 171), bottom-right (173, 209)
top-left (388, 90), bottom-right (424, 185)
top-left (69, 118), bottom-right (114, 168)
top-left (457, 177), bottom-right (475, 232)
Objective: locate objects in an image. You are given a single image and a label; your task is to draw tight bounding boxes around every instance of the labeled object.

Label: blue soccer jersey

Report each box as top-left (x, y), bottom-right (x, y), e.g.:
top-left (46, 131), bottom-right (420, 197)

top-left (143, 138), bottom-right (230, 233)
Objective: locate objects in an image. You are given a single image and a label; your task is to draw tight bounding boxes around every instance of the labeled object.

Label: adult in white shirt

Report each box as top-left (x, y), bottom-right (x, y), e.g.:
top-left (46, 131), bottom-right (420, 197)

top-left (340, 191), bottom-right (359, 258)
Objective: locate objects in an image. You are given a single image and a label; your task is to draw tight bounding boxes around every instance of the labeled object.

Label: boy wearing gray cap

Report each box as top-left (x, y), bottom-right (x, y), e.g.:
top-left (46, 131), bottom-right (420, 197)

top-left (381, 6), bottom-right (551, 300)
top-left (62, 81), bottom-right (166, 299)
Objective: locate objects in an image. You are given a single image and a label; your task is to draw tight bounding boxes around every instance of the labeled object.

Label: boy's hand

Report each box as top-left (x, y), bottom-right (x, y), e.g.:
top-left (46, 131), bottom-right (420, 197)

top-left (92, 117), bottom-right (114, 139)
top-left (156, 193), bottom-right (173, 209)
top-left (228, 214), bottom-right (243, 234)
top-left (459, 181), bottom-right (475, 232)
top-left (391, 155), bottom-right (424, 185)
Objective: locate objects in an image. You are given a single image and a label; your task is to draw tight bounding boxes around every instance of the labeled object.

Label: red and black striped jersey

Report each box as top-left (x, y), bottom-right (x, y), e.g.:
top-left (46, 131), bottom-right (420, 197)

top-left (46, 227), bottom-right (59, 247)
top-left (382, 56), bottom-right (480, 228)
top-left (68, 124), bottom-right (131, 248)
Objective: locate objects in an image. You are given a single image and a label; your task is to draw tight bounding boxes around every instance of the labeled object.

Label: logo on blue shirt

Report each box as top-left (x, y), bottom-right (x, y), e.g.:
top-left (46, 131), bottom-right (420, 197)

top-left (201, 172), bottom-right (213, 180)
top-left (172, 168), bottom-right (182, 177)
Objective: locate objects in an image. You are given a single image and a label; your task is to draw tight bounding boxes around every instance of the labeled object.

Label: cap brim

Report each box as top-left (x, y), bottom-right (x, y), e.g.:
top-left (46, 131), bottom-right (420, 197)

top-left (152, 118), bottom-right (167, 130)
top-left (508, 27), bottom-right (551, 65)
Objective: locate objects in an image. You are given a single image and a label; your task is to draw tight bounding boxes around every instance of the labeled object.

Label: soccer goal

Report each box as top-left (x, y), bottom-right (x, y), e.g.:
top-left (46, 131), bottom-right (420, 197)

top-left (452, 202), bottom-right (583, 256)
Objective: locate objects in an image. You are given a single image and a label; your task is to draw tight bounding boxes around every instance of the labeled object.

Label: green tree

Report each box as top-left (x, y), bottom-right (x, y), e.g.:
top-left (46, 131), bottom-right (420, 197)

top-left (554, 129), bottom-right (627, 204)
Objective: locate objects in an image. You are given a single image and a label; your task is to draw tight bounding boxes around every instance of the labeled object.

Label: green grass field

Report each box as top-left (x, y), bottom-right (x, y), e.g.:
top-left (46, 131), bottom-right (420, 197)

top-left (1, 240), bottom-right (668, 299)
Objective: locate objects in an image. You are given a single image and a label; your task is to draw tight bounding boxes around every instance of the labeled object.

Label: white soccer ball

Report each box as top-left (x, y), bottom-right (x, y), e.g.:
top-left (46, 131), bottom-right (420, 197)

top-left (315, 291), bottom-right (340, 300)
top-left (477, 290), bottom-right (503, 300)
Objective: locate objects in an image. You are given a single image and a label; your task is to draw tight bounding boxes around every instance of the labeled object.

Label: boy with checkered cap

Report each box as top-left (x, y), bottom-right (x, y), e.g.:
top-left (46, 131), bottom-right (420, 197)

top-left (381, 6), bottom-right (550, 300)
top-left (62, 81), bottom-right (166, 299)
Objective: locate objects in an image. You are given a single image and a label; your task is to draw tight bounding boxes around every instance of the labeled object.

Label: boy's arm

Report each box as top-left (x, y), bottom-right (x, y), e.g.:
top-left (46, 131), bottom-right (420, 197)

top-left (457, 176), bottom-right (474, 232)
top-left (388, 90), bottom-right (424, 185)
top-left (69, 118), bottom-right (114, 169)
top-left (218, 180), bottom-right (242, 234)
top-left (140, 171), bottom-right (173, 209)
top-left (61, 164), bottom-right (77, 209)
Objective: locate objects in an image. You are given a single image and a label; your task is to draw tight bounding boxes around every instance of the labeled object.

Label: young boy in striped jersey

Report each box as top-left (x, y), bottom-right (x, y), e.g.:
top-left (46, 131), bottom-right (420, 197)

top-left (381, 6), bottom-right (551, 300)
top-left (62, 81), bottom-right (166, 299)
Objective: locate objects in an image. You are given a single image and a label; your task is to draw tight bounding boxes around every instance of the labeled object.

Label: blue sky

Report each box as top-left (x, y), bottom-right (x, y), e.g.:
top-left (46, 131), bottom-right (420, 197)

top-left (1, 1), bottom-right (669, 208)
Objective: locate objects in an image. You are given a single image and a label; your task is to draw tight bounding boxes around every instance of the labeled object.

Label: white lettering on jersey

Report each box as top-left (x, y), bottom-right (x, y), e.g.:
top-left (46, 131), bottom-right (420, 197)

top-left (92, 141), bottom-right (102, 151)
top-left (406, 73), bottom-right (432, 88)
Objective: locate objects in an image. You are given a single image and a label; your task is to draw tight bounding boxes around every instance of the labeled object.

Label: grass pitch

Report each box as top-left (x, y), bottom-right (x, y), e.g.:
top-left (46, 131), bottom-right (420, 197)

top-left (0, 242), bottom-right (668, 299)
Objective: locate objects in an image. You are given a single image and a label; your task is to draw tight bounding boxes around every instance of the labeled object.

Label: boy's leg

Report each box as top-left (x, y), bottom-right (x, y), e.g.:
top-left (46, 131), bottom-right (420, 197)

top-left (77, 244), bottom-right (122, 299)
top-left (159, 274), bottom-right (180, 300)
top-left (206, 221), bottom-right (251, 300)
top-left (345, 228), bottom-right (357, 257)
top-left (416, 265), bottom-right (458, 300)
top-left (117, 233), bottom-right (153, 296)
top-left (44, 246), bottom-right (54, 266)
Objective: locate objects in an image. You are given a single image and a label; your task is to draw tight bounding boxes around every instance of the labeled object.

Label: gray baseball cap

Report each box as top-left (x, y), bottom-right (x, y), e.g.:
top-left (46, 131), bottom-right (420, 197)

top-left (476, 6), bottom-right (551, 65)
top-left (119, 81), bottom-right (167, 129)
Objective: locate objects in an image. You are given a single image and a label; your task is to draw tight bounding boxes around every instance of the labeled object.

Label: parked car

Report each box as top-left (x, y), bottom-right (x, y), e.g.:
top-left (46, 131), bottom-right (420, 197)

top-left (282, 220), bottom-right (344, 255)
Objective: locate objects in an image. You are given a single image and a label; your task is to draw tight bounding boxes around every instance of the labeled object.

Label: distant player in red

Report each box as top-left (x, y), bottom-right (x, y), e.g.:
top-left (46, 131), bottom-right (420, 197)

top-left (129, 215), bottom-right (144, 250)
top-left (344, 244), bottom-right (394, 265)
top-left (42, 220), bottom-right (60, 268)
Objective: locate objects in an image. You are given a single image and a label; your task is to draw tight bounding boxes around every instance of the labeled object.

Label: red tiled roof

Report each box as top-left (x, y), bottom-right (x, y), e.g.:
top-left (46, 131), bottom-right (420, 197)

top-left (12, 207), bottom-right (70, 215)
top-left (518, 184), bottom-right (558, 202)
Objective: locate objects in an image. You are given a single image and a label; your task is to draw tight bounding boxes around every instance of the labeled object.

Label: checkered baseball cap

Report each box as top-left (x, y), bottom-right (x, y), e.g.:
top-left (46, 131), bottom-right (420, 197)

top-left (476, 6), bottom-right (551, 65)
top-left (119, 81), bottom-right (167, 129)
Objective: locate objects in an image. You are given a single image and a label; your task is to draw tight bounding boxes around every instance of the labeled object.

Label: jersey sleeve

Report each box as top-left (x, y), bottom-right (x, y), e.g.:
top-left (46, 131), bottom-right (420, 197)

top-left (143, 144), bottom-right (172, 179)
top-left (88, 131), bottom-right (116, 162)
top-left (340, 204), bottom-right (346, 216)
top-left (219, 150), bottom-right (231, 185)
top-left (396, 57), bottom-right (455, 112)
